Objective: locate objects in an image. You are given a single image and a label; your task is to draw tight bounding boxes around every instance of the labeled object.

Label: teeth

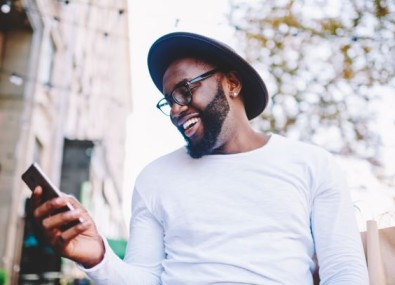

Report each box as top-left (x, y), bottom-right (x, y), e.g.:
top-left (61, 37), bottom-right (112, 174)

top-left (183, 118), bottom-right (199, 130)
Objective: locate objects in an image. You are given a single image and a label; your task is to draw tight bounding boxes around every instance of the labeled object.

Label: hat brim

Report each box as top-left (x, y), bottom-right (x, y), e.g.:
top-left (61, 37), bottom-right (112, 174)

top-left (147, 32), bottom-right (268, 120)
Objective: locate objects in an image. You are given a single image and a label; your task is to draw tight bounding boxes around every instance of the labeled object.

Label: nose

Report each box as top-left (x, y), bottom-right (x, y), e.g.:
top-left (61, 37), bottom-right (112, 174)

top-left (171, 101), bottom-right (188, 115)
top-left (170, 103), bottom-right (188, 122)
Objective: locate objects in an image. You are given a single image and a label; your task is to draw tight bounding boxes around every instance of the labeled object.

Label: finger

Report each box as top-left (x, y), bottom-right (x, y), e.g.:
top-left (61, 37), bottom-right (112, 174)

top-left (42, 227), bottom-right (60, 244)
top-left (32, 185), bottom-right (43, 197)
top-left (60, 219), bottom-right (91, 242)
top-left (41, 208), bottom-right (84, 230)
top-left (50, 221), bottom-right (91, 252)
top-left (31, 186), bottom-right (43, 206)
top-left (46, 229), bottom-right (67, 250)
top-left (66, 195), bottom-right (83, 210)
top-left (55, 234), bottom-right (66, 248)
top-left (33, 196), bottom-right (68, 220)
top-left (64, 195), bottom-right (89, 223)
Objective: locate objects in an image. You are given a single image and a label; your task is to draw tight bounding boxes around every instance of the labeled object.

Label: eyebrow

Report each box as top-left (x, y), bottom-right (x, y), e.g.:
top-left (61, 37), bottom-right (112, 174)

top-left (163, 77), bottom-right (189, 96)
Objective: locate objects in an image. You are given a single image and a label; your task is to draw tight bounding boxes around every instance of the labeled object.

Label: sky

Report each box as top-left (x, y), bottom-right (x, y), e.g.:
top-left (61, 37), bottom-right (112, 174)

top-left (123, 0), bottom-right (234, 218)
top-left (123, 0), bottom-right (395, 228)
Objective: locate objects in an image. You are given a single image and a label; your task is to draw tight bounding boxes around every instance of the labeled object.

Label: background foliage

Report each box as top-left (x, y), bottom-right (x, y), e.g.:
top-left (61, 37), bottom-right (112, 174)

top-left (228, 0), bottom-right (394, 171)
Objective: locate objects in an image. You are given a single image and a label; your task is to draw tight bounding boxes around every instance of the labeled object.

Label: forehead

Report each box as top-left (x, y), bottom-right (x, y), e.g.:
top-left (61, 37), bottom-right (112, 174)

top-left (162, 57), bottom-right (214, 89)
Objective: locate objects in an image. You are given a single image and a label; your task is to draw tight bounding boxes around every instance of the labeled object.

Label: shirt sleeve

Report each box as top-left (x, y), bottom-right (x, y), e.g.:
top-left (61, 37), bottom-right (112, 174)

top-left (80, 188), bottom-right (164, 285)
top-left (311, 154), bottom-right (369, 285)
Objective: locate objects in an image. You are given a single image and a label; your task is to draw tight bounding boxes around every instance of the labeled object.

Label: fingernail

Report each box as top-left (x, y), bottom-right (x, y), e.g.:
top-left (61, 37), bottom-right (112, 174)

top-left (77, 220), bottom-right (89, 230)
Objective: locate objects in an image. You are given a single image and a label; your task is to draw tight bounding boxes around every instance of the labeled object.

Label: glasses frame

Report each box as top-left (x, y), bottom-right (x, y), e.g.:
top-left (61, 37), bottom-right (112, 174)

top-left (156, 68), bottom-right (219, 116)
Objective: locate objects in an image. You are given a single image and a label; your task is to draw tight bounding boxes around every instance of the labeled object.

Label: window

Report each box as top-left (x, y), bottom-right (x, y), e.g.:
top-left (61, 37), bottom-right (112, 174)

top-left (40, 36), bottom-right (55, 86)
top-left (33, 138), bottom-right (43, 165)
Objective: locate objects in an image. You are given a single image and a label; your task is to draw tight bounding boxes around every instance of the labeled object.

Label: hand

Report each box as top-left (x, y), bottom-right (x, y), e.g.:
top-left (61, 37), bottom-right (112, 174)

top-left (31, 186), bottom-right (105, 268)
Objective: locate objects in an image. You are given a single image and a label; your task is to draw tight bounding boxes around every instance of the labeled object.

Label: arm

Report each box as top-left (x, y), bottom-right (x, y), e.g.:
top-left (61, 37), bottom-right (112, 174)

top-left (311, 155), bottom-right (369, 284)
top-left (84, 188), bottom-right (165, 284)
top-left (32, 186), bottom-right (164, 284)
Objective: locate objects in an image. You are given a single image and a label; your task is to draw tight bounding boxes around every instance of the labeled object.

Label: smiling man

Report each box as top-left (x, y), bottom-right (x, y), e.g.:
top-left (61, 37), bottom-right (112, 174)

top-left (31, 32), bottom-right (369, 284)
top-left (168, 65), bottom-right (230, 159)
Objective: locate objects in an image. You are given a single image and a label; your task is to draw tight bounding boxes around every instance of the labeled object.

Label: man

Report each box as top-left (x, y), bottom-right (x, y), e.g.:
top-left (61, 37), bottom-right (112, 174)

top-left (32, 32), bottom-right (368, 284)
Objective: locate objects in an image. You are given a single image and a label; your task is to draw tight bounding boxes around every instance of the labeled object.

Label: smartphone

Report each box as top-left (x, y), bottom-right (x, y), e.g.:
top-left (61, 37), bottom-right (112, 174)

top-left (21, 162), bottom-right (83, 231)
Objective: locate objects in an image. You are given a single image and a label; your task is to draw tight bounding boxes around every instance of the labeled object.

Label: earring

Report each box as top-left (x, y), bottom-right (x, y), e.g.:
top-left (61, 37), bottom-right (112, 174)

top-left (232, 92), bottom-right (238, 97)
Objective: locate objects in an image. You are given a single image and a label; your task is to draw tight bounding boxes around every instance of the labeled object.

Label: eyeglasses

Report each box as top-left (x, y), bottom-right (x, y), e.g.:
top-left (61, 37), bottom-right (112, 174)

top-left (156, 69), bottom-right (219, 116)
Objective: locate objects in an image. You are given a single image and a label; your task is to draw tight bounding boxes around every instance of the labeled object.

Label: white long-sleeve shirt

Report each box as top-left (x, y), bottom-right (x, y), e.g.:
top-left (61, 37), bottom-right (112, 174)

top-left (82, 134), bottom-right (368, 284)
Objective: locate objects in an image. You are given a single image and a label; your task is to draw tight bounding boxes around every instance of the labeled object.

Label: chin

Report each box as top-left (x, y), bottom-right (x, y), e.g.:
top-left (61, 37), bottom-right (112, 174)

top-left (185, 137), bottom-right (217, 158)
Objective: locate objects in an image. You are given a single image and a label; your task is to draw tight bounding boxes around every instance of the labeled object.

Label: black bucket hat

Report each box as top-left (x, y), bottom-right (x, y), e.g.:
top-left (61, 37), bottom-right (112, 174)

top-left (147, 32), bottom-right (269, 120)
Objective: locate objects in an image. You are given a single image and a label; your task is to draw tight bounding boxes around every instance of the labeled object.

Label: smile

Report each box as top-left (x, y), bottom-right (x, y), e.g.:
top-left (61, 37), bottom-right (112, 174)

top-left (183, 117), bottom-right (200, 130)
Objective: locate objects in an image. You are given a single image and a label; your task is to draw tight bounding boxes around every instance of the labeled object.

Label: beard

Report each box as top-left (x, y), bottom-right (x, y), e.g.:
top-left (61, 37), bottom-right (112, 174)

top-left (179, 83), bottom-right (230, 159)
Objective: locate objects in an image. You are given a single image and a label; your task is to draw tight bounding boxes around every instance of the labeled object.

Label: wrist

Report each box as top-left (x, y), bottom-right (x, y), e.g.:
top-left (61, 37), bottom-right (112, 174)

top-left (81, 238), bottom-right (105, 268)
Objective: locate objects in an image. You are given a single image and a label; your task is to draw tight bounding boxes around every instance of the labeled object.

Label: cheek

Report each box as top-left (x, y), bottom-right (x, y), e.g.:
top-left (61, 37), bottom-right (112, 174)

top-left (191, 82), bottom-right (219, 107)
top-left (170, 116), bottom-right (177, 126)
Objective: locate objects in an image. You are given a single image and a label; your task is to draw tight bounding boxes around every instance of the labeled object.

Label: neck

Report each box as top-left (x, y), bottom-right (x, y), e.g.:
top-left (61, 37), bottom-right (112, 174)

top-left (212, 125), bottom-right (270, 155)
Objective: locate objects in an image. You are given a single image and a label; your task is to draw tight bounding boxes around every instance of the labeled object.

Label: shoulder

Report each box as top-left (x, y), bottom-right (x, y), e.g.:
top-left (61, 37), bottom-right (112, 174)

top-left (135, 147), bottom-right (188, 186)
top-left (268, 134), bottom-right (339, 184)
top-left (270, 133), bottom-right (332, 160)
top-left (270, 134), bottom-right (345, 195)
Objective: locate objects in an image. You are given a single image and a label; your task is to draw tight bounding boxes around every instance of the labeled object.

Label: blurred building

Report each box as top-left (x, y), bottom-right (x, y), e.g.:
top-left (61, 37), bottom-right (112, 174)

top-left (0, 0), bottom-right (132, 284)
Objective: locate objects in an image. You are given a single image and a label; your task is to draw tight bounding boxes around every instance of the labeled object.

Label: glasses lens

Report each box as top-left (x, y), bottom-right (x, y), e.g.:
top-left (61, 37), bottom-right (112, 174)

top-left (172, 85), bottom-right (191, 105)
top-left (157, 98), bottom-right (171, 116)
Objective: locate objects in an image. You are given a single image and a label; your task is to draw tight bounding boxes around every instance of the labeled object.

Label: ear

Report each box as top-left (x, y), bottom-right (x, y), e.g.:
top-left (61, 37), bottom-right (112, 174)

top-left (224, 71), bottom-right (242, 98)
